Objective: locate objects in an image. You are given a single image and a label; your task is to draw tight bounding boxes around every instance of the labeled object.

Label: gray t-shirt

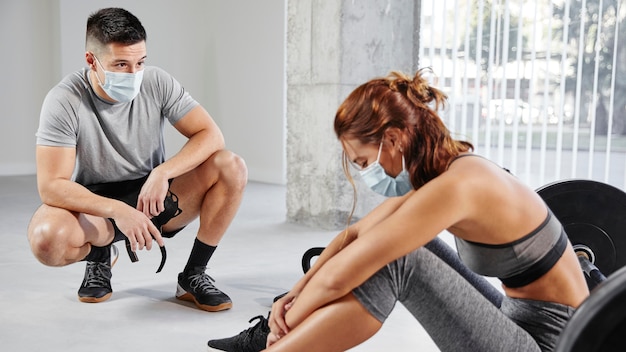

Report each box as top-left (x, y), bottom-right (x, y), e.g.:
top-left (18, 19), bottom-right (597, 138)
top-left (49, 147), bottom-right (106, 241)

top-left (36, 66), bottom-right (199, 185)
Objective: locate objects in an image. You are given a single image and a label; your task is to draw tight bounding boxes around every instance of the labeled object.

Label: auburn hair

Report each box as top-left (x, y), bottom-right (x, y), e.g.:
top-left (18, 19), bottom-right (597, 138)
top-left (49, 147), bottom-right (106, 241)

top-left (334, 68), bottom-right (473, 189)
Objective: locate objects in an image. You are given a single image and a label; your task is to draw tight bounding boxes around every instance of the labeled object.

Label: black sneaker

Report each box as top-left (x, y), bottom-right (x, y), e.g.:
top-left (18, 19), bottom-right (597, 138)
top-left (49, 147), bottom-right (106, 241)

top-left (77, 245), bottom-right (119, 303)
top-left (207, 313), bottom-right (270, 352)
top-left (176, 266), bottom-right (232, 312)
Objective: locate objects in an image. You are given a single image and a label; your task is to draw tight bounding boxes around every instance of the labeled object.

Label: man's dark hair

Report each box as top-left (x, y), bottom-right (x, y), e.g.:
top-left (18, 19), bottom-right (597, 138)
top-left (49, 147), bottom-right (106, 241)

top-left (86, 8), bottom-right (146, 52)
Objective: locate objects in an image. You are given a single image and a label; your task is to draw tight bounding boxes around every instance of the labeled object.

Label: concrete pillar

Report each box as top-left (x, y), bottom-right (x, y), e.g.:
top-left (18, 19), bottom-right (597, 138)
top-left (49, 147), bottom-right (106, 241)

top-left (286, 0), bottom-right (421, 230)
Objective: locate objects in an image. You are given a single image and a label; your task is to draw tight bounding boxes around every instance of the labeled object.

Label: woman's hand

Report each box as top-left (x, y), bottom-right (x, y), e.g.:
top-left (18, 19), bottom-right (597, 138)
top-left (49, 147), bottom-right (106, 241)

top-left (268, 292), bottom-right (297, 343)
top-left (266, 297), bottom-right (295, 348)
top-left (266, 331), bottom-right (281, 348)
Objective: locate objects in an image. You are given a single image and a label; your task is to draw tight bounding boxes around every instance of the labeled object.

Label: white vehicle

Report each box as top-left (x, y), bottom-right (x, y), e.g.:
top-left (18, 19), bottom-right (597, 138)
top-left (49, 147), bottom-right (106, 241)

top-left (483, 99), bottom-right (557, 125)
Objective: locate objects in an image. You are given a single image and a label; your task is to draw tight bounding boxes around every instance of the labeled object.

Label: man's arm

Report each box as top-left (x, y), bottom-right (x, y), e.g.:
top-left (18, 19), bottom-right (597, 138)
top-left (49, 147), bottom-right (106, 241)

top-left (154, 105), bottom-right (224, 180)
top-left (36, 145), bottom-right (163, 250)
top-left (135, 105), bottom-right (224, 217)
top-left (37, 145), bottom-right (120, 217)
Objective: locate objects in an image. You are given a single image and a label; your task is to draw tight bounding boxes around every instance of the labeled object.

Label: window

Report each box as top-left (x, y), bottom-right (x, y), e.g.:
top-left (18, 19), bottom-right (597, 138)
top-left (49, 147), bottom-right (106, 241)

top-left (419, 0), bottom-right (626, 189)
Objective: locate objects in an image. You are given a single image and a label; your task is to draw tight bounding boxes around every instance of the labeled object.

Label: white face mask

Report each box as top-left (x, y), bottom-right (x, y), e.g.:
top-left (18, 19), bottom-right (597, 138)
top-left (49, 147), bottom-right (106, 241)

top-left (93, 56), bottom-right (143, 103)
top-left (358, 141), bottom-right (412, 197)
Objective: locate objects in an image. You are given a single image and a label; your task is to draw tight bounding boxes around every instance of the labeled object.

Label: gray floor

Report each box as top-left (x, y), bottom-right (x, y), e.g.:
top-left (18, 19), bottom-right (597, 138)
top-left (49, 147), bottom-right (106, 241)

top-left (0, 175), bottom-right (443, 351)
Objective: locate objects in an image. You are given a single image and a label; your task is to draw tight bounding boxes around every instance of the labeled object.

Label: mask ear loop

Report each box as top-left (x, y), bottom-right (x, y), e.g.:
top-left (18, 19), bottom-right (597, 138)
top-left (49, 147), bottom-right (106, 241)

top-left (90, 54), bottom-right (107, 87)
top-left (375, 139), bottom-right (384, 163)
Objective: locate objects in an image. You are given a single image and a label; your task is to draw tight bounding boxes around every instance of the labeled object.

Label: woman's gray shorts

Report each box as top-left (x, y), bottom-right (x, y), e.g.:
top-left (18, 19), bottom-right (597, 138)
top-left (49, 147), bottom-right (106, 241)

top-left (352, 241), bottom-right (574, 352)
top-left (501, 296), bottom-right (575, 351)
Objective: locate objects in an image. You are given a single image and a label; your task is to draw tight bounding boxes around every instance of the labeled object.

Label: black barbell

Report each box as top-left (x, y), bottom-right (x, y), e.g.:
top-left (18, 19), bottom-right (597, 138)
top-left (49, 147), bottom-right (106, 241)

top-left (538, 179), bottom-right (626, 352)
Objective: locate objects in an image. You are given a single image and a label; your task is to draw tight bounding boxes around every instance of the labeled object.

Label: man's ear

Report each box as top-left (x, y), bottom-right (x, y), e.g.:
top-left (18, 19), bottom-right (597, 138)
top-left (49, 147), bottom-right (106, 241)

top-left (85, 52), bottom-right (96, 69)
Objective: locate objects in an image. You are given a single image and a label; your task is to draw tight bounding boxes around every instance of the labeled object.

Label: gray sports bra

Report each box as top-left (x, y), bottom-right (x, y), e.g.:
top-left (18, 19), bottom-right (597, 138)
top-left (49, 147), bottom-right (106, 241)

top-left (455, 210), bottom-right (568, 288)
top-left (449, 153), bottom-right (567, 287)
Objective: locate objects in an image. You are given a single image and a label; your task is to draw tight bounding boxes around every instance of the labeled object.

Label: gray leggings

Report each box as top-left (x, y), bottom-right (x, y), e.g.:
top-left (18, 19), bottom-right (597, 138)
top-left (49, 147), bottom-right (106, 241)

top-left (352, 238), bottom-right (573, 352)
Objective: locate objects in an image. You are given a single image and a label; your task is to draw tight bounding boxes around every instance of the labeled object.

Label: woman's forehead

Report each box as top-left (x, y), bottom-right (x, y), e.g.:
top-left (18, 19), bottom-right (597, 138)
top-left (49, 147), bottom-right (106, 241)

top-left (341, 138), bottom-right (371, 159)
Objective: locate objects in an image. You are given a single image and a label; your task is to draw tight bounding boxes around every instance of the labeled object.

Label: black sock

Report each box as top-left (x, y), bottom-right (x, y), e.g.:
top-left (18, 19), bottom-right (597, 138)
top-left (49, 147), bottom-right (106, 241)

top-left (184, 238), bottom-right (216, 274)
top-left (83, 245), bottom-right (111, 263)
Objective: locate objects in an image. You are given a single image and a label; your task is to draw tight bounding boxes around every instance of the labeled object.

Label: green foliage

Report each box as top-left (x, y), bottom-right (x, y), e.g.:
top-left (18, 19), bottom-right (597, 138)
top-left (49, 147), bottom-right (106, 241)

top-left (465, 0), bottom-right (528, 70)
top-left (553, 0), bottom-right (626, 134)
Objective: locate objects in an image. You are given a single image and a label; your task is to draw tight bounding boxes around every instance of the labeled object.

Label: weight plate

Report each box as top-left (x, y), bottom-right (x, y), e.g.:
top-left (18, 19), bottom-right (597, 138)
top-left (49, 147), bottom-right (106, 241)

top-left (536, 179), bottom-right (626, 278)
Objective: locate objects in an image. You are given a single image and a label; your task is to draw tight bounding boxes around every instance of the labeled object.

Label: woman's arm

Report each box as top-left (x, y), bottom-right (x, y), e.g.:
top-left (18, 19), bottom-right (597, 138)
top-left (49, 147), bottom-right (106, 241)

top-left (282, 174), bottom-right (467, 330)
top-left (294, 191), bottom-right (413, 289)
top-left (269, 191), bottom-right (414, 334)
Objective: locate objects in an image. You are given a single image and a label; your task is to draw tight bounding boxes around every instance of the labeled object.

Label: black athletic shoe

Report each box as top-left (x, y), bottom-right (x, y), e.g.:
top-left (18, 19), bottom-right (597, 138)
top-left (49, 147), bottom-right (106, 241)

top-left (207, 313), bottom-right (270, 352)
top-left (176, 266), bottom-right (232, 312)
top-left (78, 245), bottom-right (119, 303)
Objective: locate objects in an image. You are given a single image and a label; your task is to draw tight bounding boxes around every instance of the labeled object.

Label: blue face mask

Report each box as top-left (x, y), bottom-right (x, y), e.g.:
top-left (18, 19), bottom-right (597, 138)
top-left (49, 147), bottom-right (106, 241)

top-left (359, 141), bottom-right (413, 197)
top-left (94, 56), bottom-right (143, 103)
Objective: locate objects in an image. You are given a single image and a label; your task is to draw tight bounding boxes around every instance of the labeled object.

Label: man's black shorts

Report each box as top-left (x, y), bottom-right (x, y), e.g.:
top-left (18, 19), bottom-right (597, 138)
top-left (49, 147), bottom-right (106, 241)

top-left (85, 175), bottom-right (184, 242)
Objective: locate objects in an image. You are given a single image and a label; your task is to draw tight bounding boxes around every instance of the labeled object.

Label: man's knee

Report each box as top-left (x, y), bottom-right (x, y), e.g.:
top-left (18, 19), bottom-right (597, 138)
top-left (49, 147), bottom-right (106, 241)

top-left (27, 222), bottom-right (71, 267)
top-left (213, 150), bottom-right (248, 189)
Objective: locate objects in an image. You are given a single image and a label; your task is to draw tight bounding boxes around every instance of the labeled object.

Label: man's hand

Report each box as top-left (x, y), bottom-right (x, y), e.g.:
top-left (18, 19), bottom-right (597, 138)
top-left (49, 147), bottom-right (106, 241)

top-left (136, 172), bottom-right (170, 220)
top-left (112, 204), bottom-right (164, 250)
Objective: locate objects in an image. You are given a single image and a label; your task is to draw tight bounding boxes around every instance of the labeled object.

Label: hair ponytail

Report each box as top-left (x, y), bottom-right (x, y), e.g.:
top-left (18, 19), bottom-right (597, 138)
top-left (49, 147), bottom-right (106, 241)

top-left (385, 68), bottom-right (447, 113)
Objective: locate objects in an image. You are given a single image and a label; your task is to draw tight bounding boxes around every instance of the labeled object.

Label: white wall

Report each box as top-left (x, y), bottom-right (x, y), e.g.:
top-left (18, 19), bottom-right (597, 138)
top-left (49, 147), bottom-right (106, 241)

top-left (0, 0), bottom-right (286, 184)
top-left (0, 1), bottom-right (60, 175)
top-left (207, 1), bottom-right (286, 184)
